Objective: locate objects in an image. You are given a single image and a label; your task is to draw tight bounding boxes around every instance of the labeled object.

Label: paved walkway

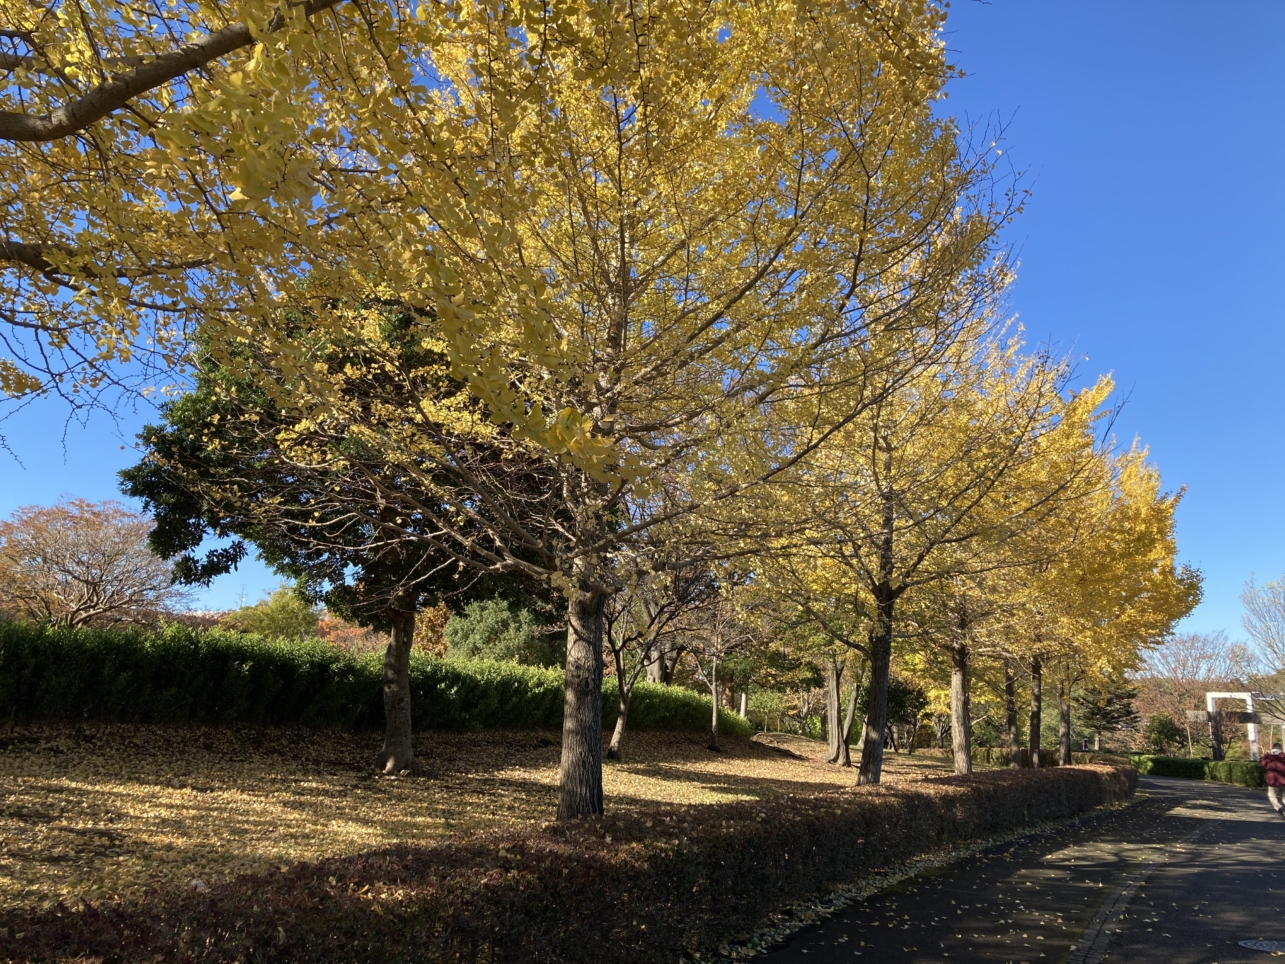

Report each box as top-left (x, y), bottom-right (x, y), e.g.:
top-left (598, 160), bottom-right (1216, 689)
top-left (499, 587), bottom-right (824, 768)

top-left (757, 776), bottom-right (1285, 964)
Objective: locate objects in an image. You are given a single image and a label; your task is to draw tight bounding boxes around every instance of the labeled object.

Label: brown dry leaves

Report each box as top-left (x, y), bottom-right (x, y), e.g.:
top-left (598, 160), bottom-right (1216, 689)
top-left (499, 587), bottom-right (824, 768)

top-left (0, 722), bottom-right (953, 911)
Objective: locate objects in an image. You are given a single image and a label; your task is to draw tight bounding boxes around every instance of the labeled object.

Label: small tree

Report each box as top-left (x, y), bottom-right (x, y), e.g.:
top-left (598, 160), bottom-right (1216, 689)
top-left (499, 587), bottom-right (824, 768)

top-left (1074, 676), bottom-right (1139, 751)
top-left (222, 583), bottom-right (320, 640)
top-left (1143, 713), bottom-right (1185, 755)
top-left (687, 586), bottom-right (767, 751)
top-left (0, 499), bottom-right (186, 627)
top-left (604, 565), bottom-right (718, 760)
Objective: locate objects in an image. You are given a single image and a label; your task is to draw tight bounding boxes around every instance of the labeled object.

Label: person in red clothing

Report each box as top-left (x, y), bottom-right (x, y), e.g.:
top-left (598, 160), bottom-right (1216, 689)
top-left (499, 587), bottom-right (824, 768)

top-left (1263, 742), bottom-right (1285, 817)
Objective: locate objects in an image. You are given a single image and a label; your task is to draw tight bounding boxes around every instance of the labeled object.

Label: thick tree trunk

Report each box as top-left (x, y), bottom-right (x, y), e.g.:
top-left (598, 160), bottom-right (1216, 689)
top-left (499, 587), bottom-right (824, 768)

top-left (708, 658), bottom-right (721, 751)
top-left (950, 642), bottom-right (972, 775)
top-left (645, 651), bottom-right (664, 683)
top-left (380, 606), bottom-right (416, 775)
top-left (1058, 680), bottom-right (1072, 765)
top-left (1004, 664), bottom-right (1021, 769)
top-left (856, 591), bottom-right (894, 785)
top-left (557, 584), bottom-right (607, 820)
top-left (825, 658), bottom-right (844, 764)
top-left (1028, 656), bottom-right (1043, 769)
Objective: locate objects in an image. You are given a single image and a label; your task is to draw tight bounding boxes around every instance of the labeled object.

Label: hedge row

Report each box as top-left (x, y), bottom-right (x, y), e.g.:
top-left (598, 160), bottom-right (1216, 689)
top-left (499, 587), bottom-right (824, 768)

top-left (1129, 754), bottom-right (1266, 787)
top-left (968, 746), bottom-right (1061, 768)
top-left (2, 764), bottom-right (1135, 964)
top-left (922, 748), bottom-right (1133, 768)
top-left (0, 622), bottom-right (751, 737)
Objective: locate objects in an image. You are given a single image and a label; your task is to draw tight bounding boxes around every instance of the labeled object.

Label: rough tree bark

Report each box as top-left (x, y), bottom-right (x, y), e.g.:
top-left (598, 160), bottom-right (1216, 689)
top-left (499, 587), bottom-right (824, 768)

top-left (1028, 656), bottom-right (1043, 768)
top-left (950, 641), bottom-right (972, 775)
top-left (1004, 664), bottom-right (1022, 769)
top-left (1058, 680), bottom-right (1072, 765)
top-left (856, 587), bottom-right (895, 785)
top-left (824, 658), bottom-right (844, 764)
top-left (379, 604), bottom-right (417, 775)
top-left (557, 581), bottom-right (607, 820)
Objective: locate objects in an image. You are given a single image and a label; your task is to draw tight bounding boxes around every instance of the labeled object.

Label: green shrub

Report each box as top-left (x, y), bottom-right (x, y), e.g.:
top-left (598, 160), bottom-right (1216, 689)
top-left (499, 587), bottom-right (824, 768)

top-left (443, 598), bottom-right (564, 667)
top-left (0, 622), bottom-right (748, 736)
top-left (3, 764), bottom-right (1135, 963)
top-left (609, 681), bottom-right (753, 739)
top-left (1129, 755), bottom-right (1207, 779)
top-left (1203, 760), bottom-right (1266, 787)
top-left (1128, 754), bottom-right (1265, 786)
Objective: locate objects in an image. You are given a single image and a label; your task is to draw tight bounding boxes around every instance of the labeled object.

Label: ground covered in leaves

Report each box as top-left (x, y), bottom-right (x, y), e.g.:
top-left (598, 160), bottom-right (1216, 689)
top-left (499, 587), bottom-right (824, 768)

top-left (0, 722), bottom-right (955, 911)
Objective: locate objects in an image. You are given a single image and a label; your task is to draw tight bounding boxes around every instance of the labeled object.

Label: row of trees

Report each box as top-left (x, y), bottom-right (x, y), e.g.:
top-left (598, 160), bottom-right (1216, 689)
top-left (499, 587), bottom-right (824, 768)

top-left (2, 0), bottom-right (1199, 817)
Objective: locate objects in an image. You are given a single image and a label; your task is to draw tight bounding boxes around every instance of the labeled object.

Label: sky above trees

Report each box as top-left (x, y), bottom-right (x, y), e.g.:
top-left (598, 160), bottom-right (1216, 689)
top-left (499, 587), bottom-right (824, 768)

top-left (0, 0), bottom-right (1280, 630)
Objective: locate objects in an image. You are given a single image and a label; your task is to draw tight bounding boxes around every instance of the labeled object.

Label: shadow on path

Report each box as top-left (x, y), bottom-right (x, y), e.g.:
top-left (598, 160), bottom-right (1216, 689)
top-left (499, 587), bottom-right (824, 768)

top-left (757, 776), bottom-right (1285, 964)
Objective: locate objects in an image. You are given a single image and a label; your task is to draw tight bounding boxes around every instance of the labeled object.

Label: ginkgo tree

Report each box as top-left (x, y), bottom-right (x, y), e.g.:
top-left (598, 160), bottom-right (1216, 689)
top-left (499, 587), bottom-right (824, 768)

top-left (759, 324), bottom-right (1103, 784)
top-left (1028, 446), bottom-right (1201, 762)
top-left (3, 0), bottom-right (1020, 818)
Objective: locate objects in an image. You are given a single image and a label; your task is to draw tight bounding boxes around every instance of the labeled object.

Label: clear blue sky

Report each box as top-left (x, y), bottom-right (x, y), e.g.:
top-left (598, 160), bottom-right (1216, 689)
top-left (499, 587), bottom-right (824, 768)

top-left (1, 1), bottom-right (1282, 626)
top-left (937, 0), bottom-right (1285, 637)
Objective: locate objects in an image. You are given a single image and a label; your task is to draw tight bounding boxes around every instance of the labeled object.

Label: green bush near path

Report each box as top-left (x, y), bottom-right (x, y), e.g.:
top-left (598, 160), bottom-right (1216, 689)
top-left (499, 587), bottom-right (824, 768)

top-left (1130, 754), bottom-right (1265, 787)
top-left (0, 622), bottom-right (751, 737)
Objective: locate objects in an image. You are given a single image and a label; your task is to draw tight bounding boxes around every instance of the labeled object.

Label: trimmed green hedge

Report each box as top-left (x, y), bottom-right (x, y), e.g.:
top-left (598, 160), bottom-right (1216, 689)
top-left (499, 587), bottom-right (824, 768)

top-left (1129, 754), bottom-right (1265, 787)
top-left (0, 622), bottom-right (751, 737)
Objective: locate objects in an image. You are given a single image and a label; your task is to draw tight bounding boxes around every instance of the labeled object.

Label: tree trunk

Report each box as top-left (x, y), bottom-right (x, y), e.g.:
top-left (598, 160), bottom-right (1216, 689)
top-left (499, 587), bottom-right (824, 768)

top-left (557, 583), bottom-right (606, 820)
top-left (950, 642), bottom-right (972, 775)
top-left (708, 657), bottom-right (721, 752)
top-left (835, 676), bottom-right (859, 767)
top-left (1184, 723), bottom-right (1193, 758)
top-left (856, 589), bottom-right (895, 785)
top-left (825, 658), bottom-right (844, 764)
top-left (739, 690), bottom-right (748, 717)
top-left (606, 645), bottom-right (631, 761)
top-left (1208, 711), bottom-right (1224, 761)
top-left (1028, 656), bottom-right (1043, 769)
top-left (380, 606), bottom-right (416, 775)
top-left (1058, 680), bottom-right (1072, 766)
top-left (1004, 664), bottom-right (1021, 769)
top-left (645, 648), bottom-right (664, 683)
top-left (607, 691), bottom-right (630, 761)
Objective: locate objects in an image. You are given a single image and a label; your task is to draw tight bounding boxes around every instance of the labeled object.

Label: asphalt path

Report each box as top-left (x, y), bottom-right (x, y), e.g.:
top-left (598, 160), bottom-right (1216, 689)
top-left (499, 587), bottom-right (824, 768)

top-left (757, 776), bottom-right (1285, 964)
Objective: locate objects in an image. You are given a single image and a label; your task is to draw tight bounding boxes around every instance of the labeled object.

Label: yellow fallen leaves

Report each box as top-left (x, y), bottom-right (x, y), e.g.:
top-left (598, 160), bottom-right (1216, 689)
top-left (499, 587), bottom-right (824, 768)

top-left (0, 723), bottom-right (953, 911)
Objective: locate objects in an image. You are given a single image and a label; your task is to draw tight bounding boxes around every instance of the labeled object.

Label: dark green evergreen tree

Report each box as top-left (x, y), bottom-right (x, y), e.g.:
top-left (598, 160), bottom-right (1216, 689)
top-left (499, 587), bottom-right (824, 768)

top-left (1074, 676), bottom-right (1139, 750)
top-left (121, 306), bottom-right (556, 773)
